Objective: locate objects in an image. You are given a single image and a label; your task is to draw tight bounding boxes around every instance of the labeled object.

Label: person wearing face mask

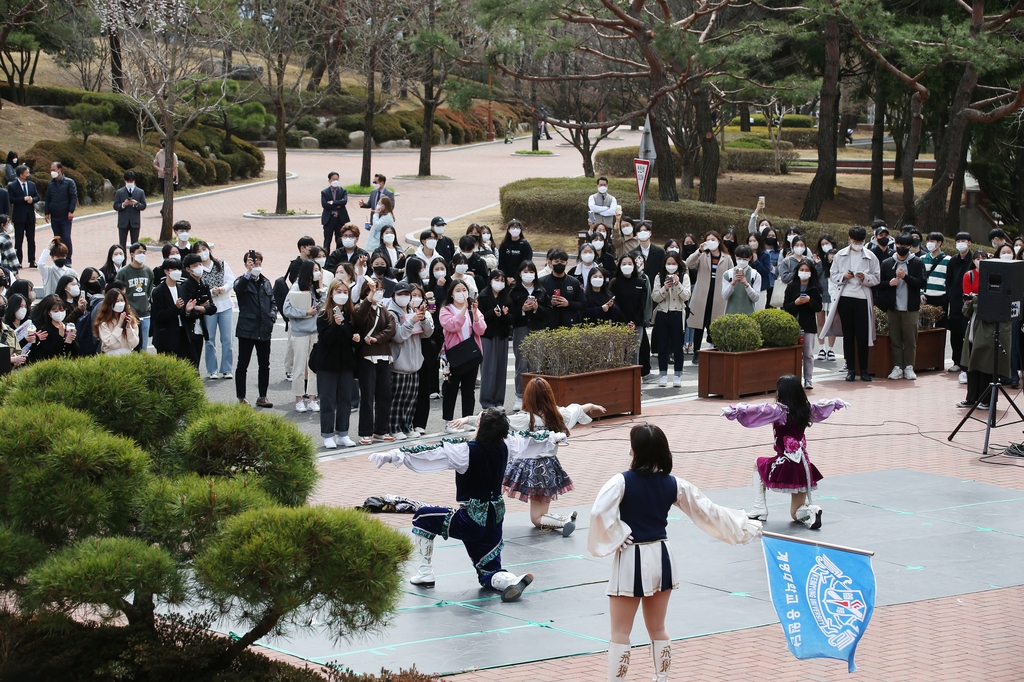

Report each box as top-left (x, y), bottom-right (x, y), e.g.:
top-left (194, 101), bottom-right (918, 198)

top-left (720, 228), bottom-right (739, 260)
top-left (315, 279), bottom-right (361, 449)
top-left (366, 195), bottom-right (394, 254)
top-left (354, 278), bottom-right (397, 444)
top-left (379, 225), bottom-right (406, 279)
top-left (26, 294), bottom-right (79, 363)
top-left (324, 225), bottom-right (370, 275)
top-left (3, 152), bottom-right (19, 186)
top-left (610, 254), bottom-right (648, 359)
top-left (366, 252), bottom-right (398, 301)
top-left (869, 223), bottom-right (894, 263)
top-left (509, 261), bottom-right (551, 410)
top-left (746, 231), bottom-right (772, 312)
top-left (100, 244), bottom-right (125, 284)
top-left (988, 227), bottom-right (1009, 251)
top-left (44, 162), bottom-right (78, 265)
top-left (284, 259), bottom-right (324, 412)
top-left (783, 262), bottom-right (824, 389)
top-left (151, 256), bottom-right (189, 359)
top-left (582, 267), bottom-right (623, 324)
top-left (476, 225), bottom-right (498, 270)
top-left (634, 222), bottom-right (665, 280)
top-left (944, 232), bottom-right (975, 383)
top-left (429, 216), bottom-right (455, 263)
top-left (56, 274), bottom-right (87, 327)
top-left (777, 236), bottom-right (820, 288)
top-left (152, 243), bottom-right (181, 284)
top-left (780, 226), bottom-right (801, 259)
top-left (1, 292), bottom-right (32, 368)
top-left (821, 226), bottom-right (881, 382)
top-left (498, 220), bottom-right (533, 284)
top-left (458, 234), bottom-right (489, 292)
top-left (386, 282), bottom-right (435, 439)
top-left (448, 252), bottom-right (479, 300)
top-left (195, 241), bottom-right (235, 379)
top-left (0, 214), bottom-right (18, 275)
top-left (477, 270), bottom-right (514, 409)
top-left (8, 165), bottom-right (40, 268)
top-left (570, 243), bottom-right (600, 289)
top-left (38, 237), bottom-right (77, 298)
top-left (814, 235), bottom-right (840, 360)
top-left (440, 280), bottom-right (487, 429)
top-left (234, 251), bottom-right (276, 408)
top-left (685, 230), bottom-right (734, 362)
top-left (414, 229), bottom-right (444, 271)
top-left (721, 245), bottom-right (762, 315)
top-left (170, 220), bottom-right (193, 260)
top-left (178, 253), bottom-right (216, 369)
top-left (320, 172), bottom-right (350, 252)
top-left (115, 242), bottom-right (154, 351)
top-left (588, 176), bottom-right (618, 229)
top-left (94, 288), bottom-right (139, 356)
top-left (539, 248), bottom-right (586, 329)
top-left (589, 231), bottom-right (617, 272)
top-left (920, 231), bottom-right (950, 329)
top-left (614, 218), bottom-right (640, 257)
top-left (358, 173), bottom-right (395, 223)
top-left (651, 254), bottom-right (692, 387)
top-left (69, 267), bottom-right (106, 354)
top-left (110, 170), bottom-right (148, 249)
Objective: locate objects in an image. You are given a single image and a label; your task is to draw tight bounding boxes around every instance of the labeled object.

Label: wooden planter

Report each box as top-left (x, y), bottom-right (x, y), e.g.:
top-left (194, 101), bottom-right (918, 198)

top-left (867, 327), bottom-right (947, 375)
top-left (698, 345), bottom-right (803, 400)
top-left (522, 365), bottom-right (641, 418)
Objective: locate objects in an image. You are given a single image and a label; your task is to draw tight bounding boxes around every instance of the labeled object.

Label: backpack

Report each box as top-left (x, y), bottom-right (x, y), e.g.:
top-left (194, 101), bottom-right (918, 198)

top-left (272, 275), bottom-right (290, 329)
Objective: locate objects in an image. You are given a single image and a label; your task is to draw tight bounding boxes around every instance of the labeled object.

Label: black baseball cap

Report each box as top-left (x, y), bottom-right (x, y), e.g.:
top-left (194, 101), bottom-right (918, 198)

top-left (430, 216), bottom-right (446, 227)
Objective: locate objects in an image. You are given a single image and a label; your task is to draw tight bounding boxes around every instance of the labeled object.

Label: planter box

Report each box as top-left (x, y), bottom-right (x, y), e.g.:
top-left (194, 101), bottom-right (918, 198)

top-left (522, 365), bottom-right (641, 418)
top-left (698, 345), bottom-right (803, 400)
top-left (867, 327), bottom-right (947, 376)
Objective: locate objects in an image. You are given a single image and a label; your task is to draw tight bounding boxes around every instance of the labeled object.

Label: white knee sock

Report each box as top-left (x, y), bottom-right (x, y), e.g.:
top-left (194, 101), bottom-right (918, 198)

top-left (607, 642), bottom-right (631, 681)
top-left (652, 639), bottom-right (671, 682)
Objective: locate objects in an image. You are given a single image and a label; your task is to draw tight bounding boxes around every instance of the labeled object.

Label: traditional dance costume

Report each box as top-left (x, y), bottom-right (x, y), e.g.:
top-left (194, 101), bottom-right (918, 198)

top-left (370, 430), bottom-right (567, 602)
top-left (722, 398), bottom-right (848, 527)
top-left (589, 470), bottom-right (760, 681)
top-left (460, 404), bottom-right (592, 535)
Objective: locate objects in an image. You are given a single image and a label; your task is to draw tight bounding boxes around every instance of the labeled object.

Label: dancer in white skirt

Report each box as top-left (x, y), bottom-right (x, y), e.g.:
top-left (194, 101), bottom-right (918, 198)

top-left (588, 423), bottom-right (761, 682)
top-left (449, 376), bottom-right (605, 536)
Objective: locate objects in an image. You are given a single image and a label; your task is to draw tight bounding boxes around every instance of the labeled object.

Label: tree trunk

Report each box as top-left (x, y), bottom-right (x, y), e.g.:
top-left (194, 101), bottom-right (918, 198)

top-left (418, 91), bottom-right (436, 176)
top-left (893, 135), bottom-right (903, 180)
top-left (210, 609), bottom-right (281, 673)
top-left (530, 81), bottom-right (539, 152)
top-left (739, 103), bottom-right (751, 132)
top-left (869, 68), bottom-right (886, 223)
top-left (650, 108), bottom-right (678, 202)
top-left (899, 92), bottom-right (925, 225)
top-left (360, 54), bottom-right (376, 188)
top-left (109, 30), bottom-right (124, 93)
top-left (693, 82), bottom-right (717, 204)
top-left (944, 129), bottom-right (970, 236)
top-left (580, 133), bottom-right (596, 177)
top-left (306, 59), bottom-right (326, 91)
top-left (275, 100), bottom-right (288, 214)
top-left (800, 18), bottom-right (840, 221)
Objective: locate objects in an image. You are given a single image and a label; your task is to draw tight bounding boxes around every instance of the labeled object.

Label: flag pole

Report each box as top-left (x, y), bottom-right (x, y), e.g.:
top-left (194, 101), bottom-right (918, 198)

top-left (761, 531), bottom-right (875, 557)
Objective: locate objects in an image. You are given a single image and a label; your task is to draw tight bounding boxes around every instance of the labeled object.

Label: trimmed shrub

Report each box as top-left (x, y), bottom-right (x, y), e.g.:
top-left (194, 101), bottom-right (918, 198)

top-left (333, 113), bottom-right (365, 132)
top-left (729, 114), bottom-right (816, 128)
top-left (753, 308), bottom-right (802, 347)
top-left (723, 148), bottom-right (800, 173)
top-left (169, 403), bottom-right (318, 506)
top-left (0, 84), bottom-right (139, 134)
top-left (726, 135), bottom-right (795, 152)
top-left (595, 145), bottom-right (684, 178)
top-left (311, 91), bottom-right (364, 117)
top-left (315, 128), bottom-right (350, 149)
top-left (709, 314), bottom-right (763, 352)
top-left (520, 323), bottom-right (640, 376)
top-left (781, 129), bottom-right (819, 148)
top-left (5, 354), bottom-right (207, 450)
top-left (212, 158), bottom-right (232, 183)
top-left (295, 114), bottom-right (321, 135)
top-left (285, 129), bottom-right (303, 148)
top-left (372, 113), bottom-right (406, 142)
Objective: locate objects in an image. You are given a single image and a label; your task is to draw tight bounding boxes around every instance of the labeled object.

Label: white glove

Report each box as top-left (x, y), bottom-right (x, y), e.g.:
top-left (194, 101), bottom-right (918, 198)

top-left (368, 451), bottom-right (402, 469)
top-left (618, 534), bottom-right (634, 552)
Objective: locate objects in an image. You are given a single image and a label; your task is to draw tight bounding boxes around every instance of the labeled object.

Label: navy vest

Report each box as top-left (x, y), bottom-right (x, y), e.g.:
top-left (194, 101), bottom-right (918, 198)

top-left (454, 442), bottom-right (508, 502)
top-left (619, 471), bottom-right (678, 543)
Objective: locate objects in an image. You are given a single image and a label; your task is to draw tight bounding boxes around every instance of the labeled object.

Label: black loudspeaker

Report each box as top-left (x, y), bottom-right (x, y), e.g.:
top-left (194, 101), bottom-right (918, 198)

top-left (977, 259), bottom-right (1024, 322)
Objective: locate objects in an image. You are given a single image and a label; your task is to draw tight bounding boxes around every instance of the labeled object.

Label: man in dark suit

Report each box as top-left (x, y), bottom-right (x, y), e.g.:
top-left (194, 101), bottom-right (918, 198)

top-left (113, 170), bottom-right (147, 248)
top-left (180, 252), bottom-right (217, 368)
top-left (357, 173), bottom-right (395, 223)
top-left (8, 165), bottom-right (40, 267)
top-left (150, 257), bottom-right (194, 363)
top-left (44, 161), bottom-right (78, 264)
top-left (321, 171), bottom-right (350, 252)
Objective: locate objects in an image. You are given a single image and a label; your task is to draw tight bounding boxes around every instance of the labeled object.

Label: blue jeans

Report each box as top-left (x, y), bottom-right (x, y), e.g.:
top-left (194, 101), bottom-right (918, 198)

top-left (136, 316), bottom-right (151, 352)
top-left (204, 307), bottom-right (234, 374)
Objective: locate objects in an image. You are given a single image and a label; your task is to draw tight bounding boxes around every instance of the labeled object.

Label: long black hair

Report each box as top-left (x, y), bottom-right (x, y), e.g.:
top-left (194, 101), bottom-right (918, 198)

top-left (629, 423), bottom-right (673, 476)
top-left (3, 293), bottom-right (28, 327)
top-left (404, 256), bottom-right (426, 287)
top-left (296, 259), bottom-right (317, 292)
top-left (476, 407), bottom-right (510, 446)
top-left (776, 374), bottom-right (811, 431)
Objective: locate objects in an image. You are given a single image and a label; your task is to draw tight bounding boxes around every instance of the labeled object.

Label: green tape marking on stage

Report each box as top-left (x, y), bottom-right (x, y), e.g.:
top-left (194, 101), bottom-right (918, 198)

top-left (437, 554), bottom-right (585, 578)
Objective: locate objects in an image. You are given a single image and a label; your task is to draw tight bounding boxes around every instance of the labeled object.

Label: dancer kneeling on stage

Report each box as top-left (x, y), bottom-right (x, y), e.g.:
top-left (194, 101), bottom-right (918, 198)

top-left (589, 423), bottom-right (761, 682)
top-left (370, 407), bottom-right (565, 602)
top-left (449, 376), bottom-right (605, 536)
top-left (722, 374), bottom-right (848, 529)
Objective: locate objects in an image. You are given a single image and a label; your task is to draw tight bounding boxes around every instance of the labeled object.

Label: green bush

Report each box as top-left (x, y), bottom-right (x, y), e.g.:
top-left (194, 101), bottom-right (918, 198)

top-left (520, 323), bottom-right (640, 376)
top-left (0, 83), bottom-right (139, 134)
top-left (311, 91), bottom-right (364, 117)
top-left (285, 129), bottom-right (303, 148)
top-left (333, 113), bottom-right (365, 132)
top-left (315, 128), bottom-right (350, 149)
top-left (5, 354), bottom-right (207, 450)
top-left (709, 314), bottom-right (763, 352)
top-left (752, 308), bottom-right (802, 347)
top-left (726, 135), bottom-right (795, 152)
top-left (212, 158), bottom-right (232, 183)
top-left (295, 114), bottom-right (321, 134)
top-left (723, 148), bottom-right (800, 173)
top-left (728, 114), bottom-right (816, 128)
top-left (169, 403), bottom-right (318, 506)
top-left (594, 145), bottom-right (684, 178)
top-left (372, 113), bottom-right (406, 142)
top-left (780, 129), bottom-right (819, 148)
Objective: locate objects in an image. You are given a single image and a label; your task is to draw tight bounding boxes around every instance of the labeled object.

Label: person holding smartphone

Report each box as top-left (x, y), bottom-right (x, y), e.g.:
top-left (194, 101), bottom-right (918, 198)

top-left (387, 282), bottom-right (434, 439)
top-left (26, 294), bottom-right (79, 363)
top-left (316, 279), bottom-right (360, 448)
top-left (685, 231), bottom-right (733, 363)
top-left (651, 254), bottom-right (691, 387)
top-left (783, 261), bottom-right (824, 389)
top-left (478, 269), bottom-right (514, 409)
top-left (509, 261), bottom-right (550, 410)
top-left (820, 225), bottom-right (881, 382)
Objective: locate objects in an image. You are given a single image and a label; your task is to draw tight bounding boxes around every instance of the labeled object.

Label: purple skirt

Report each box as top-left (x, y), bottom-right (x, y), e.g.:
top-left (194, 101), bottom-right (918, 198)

top-left (503, 456), bottom-right (574, 502)
top-left (756, 453), bottom-right (823, 493)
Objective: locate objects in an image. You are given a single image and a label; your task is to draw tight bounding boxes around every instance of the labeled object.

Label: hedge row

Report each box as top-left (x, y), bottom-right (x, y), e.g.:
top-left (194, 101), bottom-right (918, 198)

top-left (723, 148), bottom-right (800, 173)
top-left (499, 177), bottom-right (850, 246)
top-left (332, 102), bottom-right (528, 147)
top-left (728, 114), bottom-right (816, 128)
top-left (595, 145), bottom-right (800, 177)
top-left (0, 84), bottom-right (139, 135)
top-left (726, 135), bottom-right (795, 151)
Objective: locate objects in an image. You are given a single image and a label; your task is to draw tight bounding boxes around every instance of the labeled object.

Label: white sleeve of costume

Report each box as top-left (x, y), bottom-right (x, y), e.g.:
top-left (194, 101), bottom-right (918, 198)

top-left (560, 404), bottom-right (593, 430)
top-left (398, 441), bottom-right (471, 475)
top-left (674, 477), bottom-right (762, 545)
top-left (506, 411), bottom-right (532, 431)
top-left (587, 474), bottom-right (631, 557)
top-left (506, 430), bottom-right (568, 460)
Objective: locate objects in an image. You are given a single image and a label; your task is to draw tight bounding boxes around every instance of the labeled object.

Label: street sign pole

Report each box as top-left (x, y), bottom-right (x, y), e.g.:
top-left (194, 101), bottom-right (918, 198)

top-left (637, 114), bottom-right (657, 223)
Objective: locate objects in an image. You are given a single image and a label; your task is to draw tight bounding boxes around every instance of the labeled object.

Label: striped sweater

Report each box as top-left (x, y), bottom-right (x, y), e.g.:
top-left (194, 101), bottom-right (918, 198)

top-left (921, 251), bottom-right (950, 298)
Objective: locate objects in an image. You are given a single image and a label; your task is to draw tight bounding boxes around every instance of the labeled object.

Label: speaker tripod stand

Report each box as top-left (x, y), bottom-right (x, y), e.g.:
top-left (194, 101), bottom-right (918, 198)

top-left (948, 321), bottom-right (1024, 454)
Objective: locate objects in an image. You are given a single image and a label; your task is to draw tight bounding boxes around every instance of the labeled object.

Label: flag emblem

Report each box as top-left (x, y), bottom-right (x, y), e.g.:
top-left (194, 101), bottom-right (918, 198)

top-left (807, 554), bottom-right (868, 650)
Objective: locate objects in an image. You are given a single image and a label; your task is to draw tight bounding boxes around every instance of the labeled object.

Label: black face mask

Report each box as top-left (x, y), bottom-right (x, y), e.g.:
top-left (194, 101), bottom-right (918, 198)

top-left (373, 265), bottom-right (387, 276)
top-left (54, 259), bottom-right (67, 268)
top-left (877, 237), bottom-right (889, 248)
top-left (552, 263), bottom-right (566, 275)
top-left (682, 244), bottom-right (698, 256)
top-left (85, 280), bottom-right (102, 295)
top-left (765, 237), bottom-right (778, 248)
top-left (896, 246), bottom-right (911, 256)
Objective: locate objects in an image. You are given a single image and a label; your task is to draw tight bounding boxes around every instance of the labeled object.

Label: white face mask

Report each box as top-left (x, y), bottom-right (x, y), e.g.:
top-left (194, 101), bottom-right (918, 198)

top-left (597, 185), bottom-right (608, 194)
top-left (113, 301), bottom-right (126, 312)
top-left (453, 291), bottom-right (468, 304)
top-left (850, 244), bottom-right (864, 252)
top-left (312, 270), bottom-right (322, 281)
top-left (1015, 245), bottom-right (1022, 255)
top-left (620, 264), bottom-right (634, 276)
top-left (4, 224), bottom-right (13, 236)
top-left (68, 285), bottom-right (81, 297)
top-left (425, 239), bottom-right (438, 250)
top-left (134, 253), bottom-right (147, 264)
top-left (590, 277), bottom-right (605, 288)
top-left (383, 233), bottom-right (395, 245)
top-left (759, 222), bottom-right (771, 231)
top-left (191, 266), bottom-right (203, 277)
top-left (434, 225), bottom-right (446, 235)
top-left (956, 241), bottom-right (970, 253)
top-left (113, 254), bottom-right (125, 266)
top-left (455, 264), bottom-right (469, 274)
top-left (508, 228), bottom-right (521, 238)
top-left (521, 272), bottom-right (535, 284)
top-left (51, 170), bottom-right (59, 179)
top-left (787, 234), bottom-right (796, 243)
top-left (482, 234), bottom-right (491, 243)
top-left (125, 183), bottom-right (135, 192)
top-left (637, 230), bottom-right (651, 242)
top-left (50, 310), bottom-right (66, 323)
top-left (735, 260), bottom-right (749, 269)
top-left (250, 266), bottom-right (262, 277)
top-left (821, 243), bottom-right (833, 254)
top-left (666, 264), bottom-right (679, 274)
top-left (315, 257), bottom-right (326, 267)
top-left (433, 269), bottom-right (446, 279)
top-left (705, 240), bottom-right (719, 251)
top-left (411, 296), bottom-right (423, 307)
top-left (168, 269), bottom-right (182, 281)
top-left (793, 246), bottom-right (806, 256)
top-left (372, 290), bottom-right (384, 303)
top-left (581, 252), bottom-right (595, 264)
top-left (330, 180), bottom-right (340, 188)
top-left (1000, 252), bottom-right (1014, 260)
top-left (926, 242), bottom-right (938, 253)
top-left (621, 225), bottom-right (633, 236)
top-left (798, 270), bottom-right (812, 281)
top-left (199, 250), bottom-right (210, 261)
top-left (491, 281), bottom-right (505, 292)
top-left (667, 247), bottom-right (679, 254)
top-left (333, 292), bottom-right (349, 305)
top-left (592, 240), bottom-right (605, 251)
top-left (15, 307), bottom-right (27, 320)
top-left (461, 251), bottom-right (474, 259)
top-left (395, 294), bottom-right (411, 307)
top-left (342, 237), bottom-right (356, 249)
top-left (177, 232), bottom-right (190, 242)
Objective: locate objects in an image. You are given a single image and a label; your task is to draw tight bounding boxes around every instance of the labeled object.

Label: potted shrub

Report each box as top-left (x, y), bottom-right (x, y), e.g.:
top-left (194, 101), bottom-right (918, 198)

top-left (698, 312), bottom-right (803, 400)
top-left (868, 304), bottom-right (948, 375)
top-left (520, 323), bottom-right (642, 417)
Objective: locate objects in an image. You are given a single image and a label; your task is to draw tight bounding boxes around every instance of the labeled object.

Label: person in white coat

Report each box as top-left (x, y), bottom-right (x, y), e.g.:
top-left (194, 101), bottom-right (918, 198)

top-left (588, 423), bottom-right (761, 682)
top-left (821, 225), bottom-right (880, 382)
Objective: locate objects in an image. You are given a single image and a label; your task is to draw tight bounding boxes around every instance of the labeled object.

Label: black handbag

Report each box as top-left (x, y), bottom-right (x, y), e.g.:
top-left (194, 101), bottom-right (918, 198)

top-left (307, 342), bottom-right (319, 374)
top-left (445, 336), bottom-right (481, 369)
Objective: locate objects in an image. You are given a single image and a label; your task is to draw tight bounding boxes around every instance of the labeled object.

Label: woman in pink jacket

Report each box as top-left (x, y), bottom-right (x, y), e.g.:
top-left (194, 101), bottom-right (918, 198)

top-left (440, 279), bottom-right (487, 429)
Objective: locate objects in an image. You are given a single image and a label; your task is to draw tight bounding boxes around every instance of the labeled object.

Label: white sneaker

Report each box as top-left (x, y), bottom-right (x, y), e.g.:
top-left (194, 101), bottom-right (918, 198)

top-left (222, 372), bottom-right (233, 379)
top-left (208, 372), bottom-right (221, 380)
top-left (948, 364), bottom-right (960, 372)
top-left (295, 400), bottom-right (307, 413)
top-left (445, 424), bottom-right (464, 434)
top-left (513, 398), bottom-right (522, 411)
top-left (658, 374), bottom-right (668, 387)
top-left (904, 366), bottom-right (917, 380)
top-left (673, 375), bottom-right (682, 388)
top-left (429, 392), bottom-right (441, 399)
top-left (959, 371), bottom-right (968, 384)
top-left (413, 427), bottom-right (426, 435)
top-left (323, 437), bottom-right (337, 449)
top-left (405, 431), bottom-right (418, 439)
top-left (308, 399), bottom-right (320, 412)
top-left (393, 431), bottom-right (407, 441)
top-left (337, 436), bottom-right (357, 447)
top-left (888, 366), bottom-right (904, 380)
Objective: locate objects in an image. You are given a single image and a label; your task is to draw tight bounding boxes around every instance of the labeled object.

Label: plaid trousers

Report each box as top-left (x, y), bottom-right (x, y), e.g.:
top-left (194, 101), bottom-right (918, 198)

top-left (389, 371), bottom-right (419, 434)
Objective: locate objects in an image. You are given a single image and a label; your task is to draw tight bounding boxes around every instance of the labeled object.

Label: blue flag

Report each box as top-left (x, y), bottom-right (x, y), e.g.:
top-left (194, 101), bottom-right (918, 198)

top-left (762, 535), bottom-right (875, 672)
